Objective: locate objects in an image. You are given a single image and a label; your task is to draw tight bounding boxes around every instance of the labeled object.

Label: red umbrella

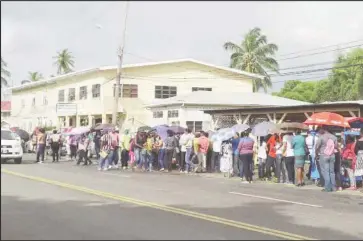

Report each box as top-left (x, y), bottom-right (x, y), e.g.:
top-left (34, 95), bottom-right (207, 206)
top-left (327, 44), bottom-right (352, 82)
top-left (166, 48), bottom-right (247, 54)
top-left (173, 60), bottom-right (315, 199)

top-left (304, 112), bottom-right (350, 128)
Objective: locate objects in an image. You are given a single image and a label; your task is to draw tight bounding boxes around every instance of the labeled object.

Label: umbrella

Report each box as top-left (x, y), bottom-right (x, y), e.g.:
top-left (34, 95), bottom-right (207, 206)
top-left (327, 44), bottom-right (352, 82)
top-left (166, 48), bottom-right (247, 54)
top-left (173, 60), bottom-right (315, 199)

top-left (64, 127), bottom-right (90, 136)
top-left (13, 129), bottom-right (30, 141)
top-left (93, 123), bottom-right (115, 131)
top-left (278, 122), bottom-right (308, 131)
top-left (211, 128), bottom-right (236, 142)
top-left (169, 125), bottom-right (185, 134)
top-left (304, 112), bottom-right (350, 128)
top-left (138, 125), bottom-right (152, 132)
top-left (231, 124), bottom-right (250, 133)
top-left (150, 125), bottom-right (169, 140)
top-left (252, 121), bottom-right (277, 137)
top-left (345, 117), bottom-right (363, 129)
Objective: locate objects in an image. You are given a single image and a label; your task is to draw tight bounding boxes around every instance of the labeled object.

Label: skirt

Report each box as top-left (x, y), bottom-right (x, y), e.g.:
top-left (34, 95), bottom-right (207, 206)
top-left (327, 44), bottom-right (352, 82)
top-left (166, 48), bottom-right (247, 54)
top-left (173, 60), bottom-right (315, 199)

top-left (294, 155), bottom-right (305, 168)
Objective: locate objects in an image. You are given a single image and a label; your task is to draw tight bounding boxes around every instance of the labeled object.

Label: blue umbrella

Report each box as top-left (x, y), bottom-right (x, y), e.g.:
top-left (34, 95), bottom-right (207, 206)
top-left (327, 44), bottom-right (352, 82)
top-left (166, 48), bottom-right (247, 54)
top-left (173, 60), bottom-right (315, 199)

top-left (211, 128), bottom-right (236, 142)
top-left (252, 121), bottom-right (277, 137)
top-left (231, 124), bottom-right (250, 133)
top-left (151, 125), bottom-right (169, 141)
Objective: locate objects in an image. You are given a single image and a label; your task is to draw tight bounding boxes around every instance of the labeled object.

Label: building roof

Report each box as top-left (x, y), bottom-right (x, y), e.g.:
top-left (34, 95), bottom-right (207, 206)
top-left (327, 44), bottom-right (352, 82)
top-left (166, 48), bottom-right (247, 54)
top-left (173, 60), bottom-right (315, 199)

top-left (145, 91), bottom-right (311, 108)
top-left (7, 58), bottom-right (264, 92)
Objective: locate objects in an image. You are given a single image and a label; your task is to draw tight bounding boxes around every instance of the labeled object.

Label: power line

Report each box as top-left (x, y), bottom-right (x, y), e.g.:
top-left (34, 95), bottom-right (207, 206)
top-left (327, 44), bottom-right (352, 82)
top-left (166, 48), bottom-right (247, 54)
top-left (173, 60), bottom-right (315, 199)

top-left (276, 39), bottom-right (363, 57)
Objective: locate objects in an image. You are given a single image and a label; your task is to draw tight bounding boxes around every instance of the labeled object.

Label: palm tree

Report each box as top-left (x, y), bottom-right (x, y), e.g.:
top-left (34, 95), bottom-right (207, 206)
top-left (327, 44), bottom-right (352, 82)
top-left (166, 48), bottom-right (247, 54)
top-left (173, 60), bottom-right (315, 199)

top-left (223, 27), bottom-right (279, 92)
top-left (53, 49), bottom-right (75, 75)
top-left (28, 72), bottom-right (44, 82)
top-left (1, 57), bottom-right (11, 87)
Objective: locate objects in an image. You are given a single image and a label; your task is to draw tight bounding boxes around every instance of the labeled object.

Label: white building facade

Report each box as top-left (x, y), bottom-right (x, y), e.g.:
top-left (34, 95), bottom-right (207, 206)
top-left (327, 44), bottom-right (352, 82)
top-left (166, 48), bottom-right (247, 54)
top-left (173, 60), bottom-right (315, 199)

top-left (7, 59), bottom-right (262, 132)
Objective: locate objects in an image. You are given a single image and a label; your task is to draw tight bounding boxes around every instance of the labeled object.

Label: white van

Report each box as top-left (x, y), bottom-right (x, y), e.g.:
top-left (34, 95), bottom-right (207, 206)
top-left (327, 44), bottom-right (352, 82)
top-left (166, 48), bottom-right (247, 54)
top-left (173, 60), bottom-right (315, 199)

top-left (1, 128), bottom-right (23, 164)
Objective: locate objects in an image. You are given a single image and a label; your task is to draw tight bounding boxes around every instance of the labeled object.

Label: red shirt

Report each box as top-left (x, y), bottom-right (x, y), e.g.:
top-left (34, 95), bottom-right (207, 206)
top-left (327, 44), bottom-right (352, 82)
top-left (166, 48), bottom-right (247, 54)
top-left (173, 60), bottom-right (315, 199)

top-left (198, 136), bottom-right (209, 154)
top-left (267, 135), bottom-right (280, 158)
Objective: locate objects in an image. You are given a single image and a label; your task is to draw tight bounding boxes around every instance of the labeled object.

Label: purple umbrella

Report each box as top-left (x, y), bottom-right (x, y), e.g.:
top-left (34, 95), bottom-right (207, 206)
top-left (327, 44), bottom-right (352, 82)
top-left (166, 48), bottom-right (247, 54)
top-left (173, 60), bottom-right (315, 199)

top-left (151, 125), bottom-right (170, 141)
top-left (169, 126), bottom-right (186, 134)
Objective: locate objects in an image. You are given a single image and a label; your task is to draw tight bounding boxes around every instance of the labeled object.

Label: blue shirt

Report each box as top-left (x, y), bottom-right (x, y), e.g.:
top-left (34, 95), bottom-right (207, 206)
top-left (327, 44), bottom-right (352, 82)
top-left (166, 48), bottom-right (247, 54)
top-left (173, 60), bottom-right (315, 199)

top-left (292, 135), bottom-right (306, 156)
top-left (231, 138), bottom-right (240, 154)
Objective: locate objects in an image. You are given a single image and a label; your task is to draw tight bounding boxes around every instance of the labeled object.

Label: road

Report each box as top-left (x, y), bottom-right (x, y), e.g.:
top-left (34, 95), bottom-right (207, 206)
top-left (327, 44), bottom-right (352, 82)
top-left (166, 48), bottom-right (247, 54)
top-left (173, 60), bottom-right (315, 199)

top-left (1, 154), bottom-right (363, 240)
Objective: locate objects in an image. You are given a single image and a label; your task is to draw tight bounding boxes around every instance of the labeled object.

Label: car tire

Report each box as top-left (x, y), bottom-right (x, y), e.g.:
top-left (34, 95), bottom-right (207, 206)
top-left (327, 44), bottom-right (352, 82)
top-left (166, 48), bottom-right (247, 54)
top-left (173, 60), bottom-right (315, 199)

top-left (14, 158), bottom-right (22, 164)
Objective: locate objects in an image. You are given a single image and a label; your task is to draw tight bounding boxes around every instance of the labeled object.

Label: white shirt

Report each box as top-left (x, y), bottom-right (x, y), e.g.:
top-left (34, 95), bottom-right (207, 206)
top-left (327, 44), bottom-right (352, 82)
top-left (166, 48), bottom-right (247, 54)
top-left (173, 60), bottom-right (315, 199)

top-left (305, 135), bottom-right (318, 153)
top-left (179, 133), bottom-right (194, 152)
top-left (258, 142), bottom-right (267, 159)
top-left (275, 142), bottom-right (283, 155)
top-left (283, 134), bottom-right (294, 157)
top-left (213, 140), bottom-right (222, 152)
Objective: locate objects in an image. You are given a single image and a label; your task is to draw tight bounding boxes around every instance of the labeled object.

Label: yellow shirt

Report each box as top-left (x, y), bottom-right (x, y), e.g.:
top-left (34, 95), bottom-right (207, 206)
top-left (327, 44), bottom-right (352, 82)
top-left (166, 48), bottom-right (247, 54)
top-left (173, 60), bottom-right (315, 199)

top-left (145, 137), bottom-right (154, 151)
top-left (193, 138), bottom-right (199, 153)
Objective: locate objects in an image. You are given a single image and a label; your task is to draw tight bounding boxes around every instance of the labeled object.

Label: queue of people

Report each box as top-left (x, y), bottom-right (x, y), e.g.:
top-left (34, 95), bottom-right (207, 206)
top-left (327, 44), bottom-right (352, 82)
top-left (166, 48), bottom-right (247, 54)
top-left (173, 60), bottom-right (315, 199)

top-left (30, 125), bottom-right (363, 193)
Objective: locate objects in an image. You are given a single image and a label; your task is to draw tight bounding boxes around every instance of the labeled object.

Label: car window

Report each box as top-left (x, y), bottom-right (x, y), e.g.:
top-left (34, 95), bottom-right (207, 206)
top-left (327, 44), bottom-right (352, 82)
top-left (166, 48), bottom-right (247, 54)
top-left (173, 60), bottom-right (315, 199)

top-left (1, 130), bottom-right (16, 140)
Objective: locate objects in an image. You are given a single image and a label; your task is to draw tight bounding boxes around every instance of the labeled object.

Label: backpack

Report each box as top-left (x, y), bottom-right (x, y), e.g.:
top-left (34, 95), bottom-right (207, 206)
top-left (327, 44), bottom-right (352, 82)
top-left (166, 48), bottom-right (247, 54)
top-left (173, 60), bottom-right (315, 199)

top-left (323, 138), bottom-right (335, 156)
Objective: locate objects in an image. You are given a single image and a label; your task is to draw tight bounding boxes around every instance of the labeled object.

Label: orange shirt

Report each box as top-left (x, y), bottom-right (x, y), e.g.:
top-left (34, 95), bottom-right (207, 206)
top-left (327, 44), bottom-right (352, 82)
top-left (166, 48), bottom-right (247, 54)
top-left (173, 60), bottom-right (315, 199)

top-left (198, 136), bottom-right (210, 154)
top-left (267, 135), bottom-right (280, 158)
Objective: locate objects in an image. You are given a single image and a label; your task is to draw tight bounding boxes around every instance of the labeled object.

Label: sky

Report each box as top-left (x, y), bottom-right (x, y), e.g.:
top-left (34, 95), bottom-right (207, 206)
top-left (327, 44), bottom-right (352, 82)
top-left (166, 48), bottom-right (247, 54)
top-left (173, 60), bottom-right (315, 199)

top-left (2, 1), bottom-right (363, 92)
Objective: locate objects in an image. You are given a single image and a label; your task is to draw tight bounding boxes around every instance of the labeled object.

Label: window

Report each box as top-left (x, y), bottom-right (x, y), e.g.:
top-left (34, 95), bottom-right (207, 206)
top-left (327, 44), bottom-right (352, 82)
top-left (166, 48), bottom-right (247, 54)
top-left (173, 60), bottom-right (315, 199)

top-left (92, 84), bottom-right (100, 98)
top-left (167, 110), bottom-right (179, 118)
top-left (152, 111), bottom-right (163, 118)
top-left (113, 84), bottom-right (138, 98)
top-left (155, 86), bottom-right (177, 99)
top-left (192, 87), bottom-right (212, 92)
top-left (171, 121), bottom-right (180, 126)
top-left (186, 121), bottom-right (203, 132)
top-left (68, 88), bottom-right (75, 102)
top-left (79, 86), bottom-right (87, 100)
top-left (32, 97), bottom-right (35, 106)
top-left (43, 96), bottom-right (48, 105)
top-left (58, 90), bottom-right (65, 102)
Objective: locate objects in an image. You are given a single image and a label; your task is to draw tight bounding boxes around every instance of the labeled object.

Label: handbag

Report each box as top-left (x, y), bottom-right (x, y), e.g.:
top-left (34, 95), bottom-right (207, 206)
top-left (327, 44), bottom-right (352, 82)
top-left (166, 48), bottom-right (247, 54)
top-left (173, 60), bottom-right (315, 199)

top-left (100, 150), bottom-right (109, 159)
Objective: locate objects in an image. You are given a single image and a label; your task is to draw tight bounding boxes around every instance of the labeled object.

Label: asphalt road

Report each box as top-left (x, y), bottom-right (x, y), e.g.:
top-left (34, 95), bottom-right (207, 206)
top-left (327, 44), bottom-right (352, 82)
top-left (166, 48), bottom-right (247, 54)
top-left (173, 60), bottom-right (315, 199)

top-left (1, 154), bottom-right (363, 240)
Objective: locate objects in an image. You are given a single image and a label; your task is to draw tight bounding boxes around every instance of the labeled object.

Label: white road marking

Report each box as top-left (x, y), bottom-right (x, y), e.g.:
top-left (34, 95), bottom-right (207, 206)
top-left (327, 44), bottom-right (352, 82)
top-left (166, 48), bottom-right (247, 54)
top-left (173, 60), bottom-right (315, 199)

top-left (101, 172), bottom-right (131, 178)
top-left (229, 192), bottom-right (323, 208)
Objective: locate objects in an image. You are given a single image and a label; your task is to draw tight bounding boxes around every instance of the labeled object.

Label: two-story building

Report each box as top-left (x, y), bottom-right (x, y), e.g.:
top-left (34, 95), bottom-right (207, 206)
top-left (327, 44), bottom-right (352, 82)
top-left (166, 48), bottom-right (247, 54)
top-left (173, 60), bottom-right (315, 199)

top-left (6, 58), bottom-right (264, 132)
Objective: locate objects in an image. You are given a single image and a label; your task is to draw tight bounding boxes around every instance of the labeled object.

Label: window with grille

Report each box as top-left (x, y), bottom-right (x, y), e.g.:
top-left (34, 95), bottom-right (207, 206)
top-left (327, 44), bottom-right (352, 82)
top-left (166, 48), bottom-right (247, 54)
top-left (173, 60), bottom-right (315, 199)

top-left (68, 88), bottom-right (75, 102)
top-left (153, 111), bottom-right (163, 118)
top-left (192, 87), bottom-right (212, 92)
top-left (186, 121), bottom-right (203, 132)
top-left (167, 110), bottom-right (179, 118)
top-left (79, 86), bottom-right (87, 100)
top-left (92, 84), bottom-right (100, 98)
top-left (113, 84), bottom-right (138, 98)
top-left (58, 90), bottom-right (65, 102)
top-left (155, 86), bottom-right (177, 99)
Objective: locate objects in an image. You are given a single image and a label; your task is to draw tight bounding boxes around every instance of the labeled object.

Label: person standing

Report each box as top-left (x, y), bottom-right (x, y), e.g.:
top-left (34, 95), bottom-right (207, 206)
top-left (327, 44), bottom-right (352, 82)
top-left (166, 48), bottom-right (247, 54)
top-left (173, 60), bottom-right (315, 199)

top-left (306, 130), bottom-right (320, 184)
top-left (164, 130), bottom-right (178, 172)
top-left (315, 126), bottom-right (338, 192)
top-left (98, 130), bottom-right (113, 171)
top-left (120, 130), bottom-right (131, 170)
top-left (184, 129), bottom-right (194, 173)
top-left (211, 138), bottom-right (222, 173)
top-left (154, 135), bottom-right (165, 171)
top-left (68, 135), bottom-right (78, 161)
top-left (36, 128), bottom-right (46, 164)
top-left (179, 129), bottom-right (189, 172)
top-left (257, 137), bottom-right (267, 180)
top-left (354, 128), bottom-right (363, 189)
top-left (266, 134), bottom-right (279, 181)
top-left (274, 134), bottom-right (286, 183)
top-left (231, 133), bottom-right (241, 177)
top-left (342, 135), bottom-right (357, 190)
top-left (197, 131), bottom-right (210, 173)
top-left (77, 133), bottom-right (90, 166)
top-left (292, 130), bottom-right (307, 187)
top-left (50, 130), bottom-right (61, 162)
top-left (109, 129), bottom-right (120, 169)
top-left (220, 140), bottom-right (233, 177)
top-left (283, 132), bottom-right (295, 184)
top-left (93, 130), bottom-right (102, 160)
top-left (237, 130), bottom-right (255, 183)
top-left (135, 132), bottom-right (146, 168)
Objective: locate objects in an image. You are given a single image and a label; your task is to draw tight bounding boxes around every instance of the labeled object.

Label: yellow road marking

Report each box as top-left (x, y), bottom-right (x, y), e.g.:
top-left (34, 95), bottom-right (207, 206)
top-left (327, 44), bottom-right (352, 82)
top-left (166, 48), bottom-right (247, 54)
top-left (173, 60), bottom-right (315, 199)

top-left (1, 169), bottom-right (316, 240)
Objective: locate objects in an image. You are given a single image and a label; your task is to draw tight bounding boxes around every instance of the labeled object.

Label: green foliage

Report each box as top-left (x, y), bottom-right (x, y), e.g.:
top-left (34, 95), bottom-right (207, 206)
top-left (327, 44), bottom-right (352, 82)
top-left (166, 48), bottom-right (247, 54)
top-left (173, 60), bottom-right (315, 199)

top-left (274, 48), bottom-right (363, 103)
top-left (1, 57), bottom-right (10, 87)
top-left (28, 72), bottom-right (44, 82)
top-left (53, 49), bottom-right (75, 75)
top-left (224, 27), bottom-right (279, 93)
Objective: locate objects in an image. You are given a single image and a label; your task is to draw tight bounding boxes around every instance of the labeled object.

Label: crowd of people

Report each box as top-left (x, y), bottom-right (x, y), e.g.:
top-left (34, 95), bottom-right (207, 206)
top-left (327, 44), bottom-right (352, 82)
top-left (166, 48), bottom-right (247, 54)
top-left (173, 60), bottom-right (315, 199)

top-left (30, 125), bottom-right (363, 193)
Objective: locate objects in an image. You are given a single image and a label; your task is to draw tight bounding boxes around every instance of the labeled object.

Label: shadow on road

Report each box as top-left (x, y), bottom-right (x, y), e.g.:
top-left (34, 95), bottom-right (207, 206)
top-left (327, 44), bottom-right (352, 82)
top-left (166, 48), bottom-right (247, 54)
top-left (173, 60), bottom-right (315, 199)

top-left (1, 195), bottom-right (360, 240)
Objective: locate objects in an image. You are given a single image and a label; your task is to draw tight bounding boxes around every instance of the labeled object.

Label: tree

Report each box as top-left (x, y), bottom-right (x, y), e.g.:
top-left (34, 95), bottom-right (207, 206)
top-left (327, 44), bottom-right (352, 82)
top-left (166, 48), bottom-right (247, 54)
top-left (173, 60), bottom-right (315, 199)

top-left (274, 48), bottom-right (363, 103)
top-left (1, 57), bottom-right (11, 87)
top-left (28, 72), bottom-right (44, 82)
top-left (53, 49), bottom-right (75, 75)
top-left (224, 27), bottom-right (279, 92)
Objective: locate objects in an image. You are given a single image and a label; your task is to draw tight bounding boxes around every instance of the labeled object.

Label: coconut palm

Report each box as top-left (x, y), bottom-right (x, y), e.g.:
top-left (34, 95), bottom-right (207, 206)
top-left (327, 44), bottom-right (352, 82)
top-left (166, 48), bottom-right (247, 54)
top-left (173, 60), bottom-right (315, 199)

top-left (28, 72), bottom-right (44, 82)
top-left (1, 57), bottom-right (11, 87)
top-left (53, 49), bottom-right (75, 75)
top-left (223, 27), bottom-right (279, 92)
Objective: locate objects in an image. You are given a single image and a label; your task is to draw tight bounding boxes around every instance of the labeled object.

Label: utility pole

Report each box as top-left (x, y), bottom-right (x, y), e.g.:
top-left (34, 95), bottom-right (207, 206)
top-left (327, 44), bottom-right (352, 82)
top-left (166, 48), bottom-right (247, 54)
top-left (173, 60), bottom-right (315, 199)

top-left (112, 1), bottom-right (130, 126)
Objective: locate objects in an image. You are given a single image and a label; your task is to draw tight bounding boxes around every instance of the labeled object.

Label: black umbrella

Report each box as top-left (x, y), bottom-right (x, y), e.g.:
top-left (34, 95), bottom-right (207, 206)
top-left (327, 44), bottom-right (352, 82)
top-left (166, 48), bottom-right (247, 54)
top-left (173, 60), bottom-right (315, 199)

top-left (15, 129), bottom-right (30, 142)
top-left (138, 126), bottom-right (152, 132)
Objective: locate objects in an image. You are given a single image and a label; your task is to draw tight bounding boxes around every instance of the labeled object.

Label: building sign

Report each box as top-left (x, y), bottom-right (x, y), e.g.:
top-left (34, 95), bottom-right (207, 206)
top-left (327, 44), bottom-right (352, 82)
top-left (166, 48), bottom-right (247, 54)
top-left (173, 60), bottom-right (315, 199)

top-left (56, 103), bottom-right (77, 116)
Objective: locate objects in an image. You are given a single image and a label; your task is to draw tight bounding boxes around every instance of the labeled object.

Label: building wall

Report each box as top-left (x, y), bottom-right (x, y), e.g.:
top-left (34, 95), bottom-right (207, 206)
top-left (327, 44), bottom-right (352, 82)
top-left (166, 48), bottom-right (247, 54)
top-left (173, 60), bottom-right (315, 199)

top-left (9, 61), bottom-right (253, 132)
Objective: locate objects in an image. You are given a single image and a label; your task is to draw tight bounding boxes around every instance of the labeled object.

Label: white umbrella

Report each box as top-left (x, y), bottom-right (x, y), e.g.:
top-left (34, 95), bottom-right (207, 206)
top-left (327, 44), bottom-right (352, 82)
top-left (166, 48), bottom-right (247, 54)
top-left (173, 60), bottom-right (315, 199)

top-left (231, 124), bottom-right (250, 133)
